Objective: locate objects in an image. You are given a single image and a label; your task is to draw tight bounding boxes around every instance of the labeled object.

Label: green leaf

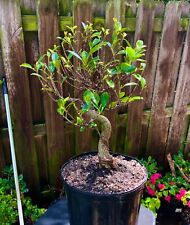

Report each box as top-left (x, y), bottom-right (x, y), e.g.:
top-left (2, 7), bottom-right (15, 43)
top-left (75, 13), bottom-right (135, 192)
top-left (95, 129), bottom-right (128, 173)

top-left (90, 122), bottom-right (97, 128)
top-left (81, 103), bottom-right (90, 113)
top-left (169, 189), bottom-right (176, 195)
top-left (155, 198), bottom-right (161, 209)
top-left (136, 40), bottom-right (144, 48)
top-left (123, 82), bottom-right (137, 88)
top-left (92, 38), bottom-right (101, 47)
top-left (83, 90), bottom-right (93, 104)
top-left (119, 63), bottom-right (136, 73)
top-left (81, 51), bottom-right (89, 64)
top-left (57, 97), bottom-right (69, 108)
top-left (119, 92), bottom-right (125, 98)
top-left (76, 116), bottom-right (83, 125)
top-left (109, 101), bottom-right (117, 109)
top-left (51, 52), bottom-right (59, 61)
top-left (80, 126), bottom-right (85, 132)
top-left (100, 92), bottom-right (110, 109)
top-left (121, 96), bottom-right (143, 103)
top-left (20, 63), bottom-right (33, 70)
top-left (92, 92), bottom-right (100, 106)
top-left (126, 47), bottom-right (136, 61)
top-left (163, 191), bottom-right (169, 197)
top-left (106, 79), bottom-right (115, 88)
top-left (133, 74), bottom-right (146, 89)
top-left (48, 62), bottom-right (55, 73)
top-left (117, 50), bottom-right (126, 55)
top-left (90, 42), bottom-right (107, 54)
top-left (67, 50), bottom-right (82, 61)
top-left (57, 108), bottom-right (64, 115)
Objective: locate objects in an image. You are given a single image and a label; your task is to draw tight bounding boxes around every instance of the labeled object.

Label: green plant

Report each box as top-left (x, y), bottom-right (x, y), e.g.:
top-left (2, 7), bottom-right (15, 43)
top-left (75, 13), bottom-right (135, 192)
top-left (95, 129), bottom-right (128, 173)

top-left (140, 156), bottom-right (160, 178)
top-left (0, 166), bottom-right (45, 225)
top-left (21, 19), bottom-right (146, 167)
top-left (141, 151), bottom-right (190, 216)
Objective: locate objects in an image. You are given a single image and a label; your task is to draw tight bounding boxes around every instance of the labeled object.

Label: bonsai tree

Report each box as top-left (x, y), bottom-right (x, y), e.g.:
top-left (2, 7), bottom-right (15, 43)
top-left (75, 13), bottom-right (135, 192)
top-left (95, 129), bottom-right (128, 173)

top-left (21, 19), bottom-right (146, 168)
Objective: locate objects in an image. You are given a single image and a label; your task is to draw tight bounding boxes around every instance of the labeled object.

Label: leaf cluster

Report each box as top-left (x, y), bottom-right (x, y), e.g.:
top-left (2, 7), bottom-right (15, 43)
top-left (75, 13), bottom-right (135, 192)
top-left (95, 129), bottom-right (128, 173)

top-left (21, 19), bottom-right (146, 130)
top-left (0, 166), bottom-right (45, 224)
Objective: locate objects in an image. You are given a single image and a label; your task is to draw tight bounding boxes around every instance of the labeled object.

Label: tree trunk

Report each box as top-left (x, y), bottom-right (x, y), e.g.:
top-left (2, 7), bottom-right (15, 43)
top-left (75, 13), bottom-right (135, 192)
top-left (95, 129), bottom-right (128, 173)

top-left (86, 110), bottom-right (113, 167)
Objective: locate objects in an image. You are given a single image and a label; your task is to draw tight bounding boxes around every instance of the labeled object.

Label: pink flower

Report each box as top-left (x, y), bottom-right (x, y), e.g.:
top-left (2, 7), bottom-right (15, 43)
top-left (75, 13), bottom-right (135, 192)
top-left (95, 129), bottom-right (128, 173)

top-left (150, 173), bottom-right (162, 185)
top-left (176, 189), bottom-right (186, 200)
top-left (187, 201), bottom-right (190, 208)
top-left (165, 196), bottom-right (171, 203)
top-left (158, 183), bottom-right (165, 190)
top-left (146, 185), bottom-right (156, 196)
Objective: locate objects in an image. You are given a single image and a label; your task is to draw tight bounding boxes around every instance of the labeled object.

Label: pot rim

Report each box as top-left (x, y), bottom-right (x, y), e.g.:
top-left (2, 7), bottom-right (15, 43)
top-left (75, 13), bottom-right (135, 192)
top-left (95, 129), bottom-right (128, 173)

top-left (61, 151), bottom-right (148, 198)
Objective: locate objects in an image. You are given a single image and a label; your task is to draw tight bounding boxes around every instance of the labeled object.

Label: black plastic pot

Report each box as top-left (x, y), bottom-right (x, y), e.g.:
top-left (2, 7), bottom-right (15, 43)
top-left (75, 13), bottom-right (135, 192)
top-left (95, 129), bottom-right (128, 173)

top-left (61, 152), bottom-right (147, 225)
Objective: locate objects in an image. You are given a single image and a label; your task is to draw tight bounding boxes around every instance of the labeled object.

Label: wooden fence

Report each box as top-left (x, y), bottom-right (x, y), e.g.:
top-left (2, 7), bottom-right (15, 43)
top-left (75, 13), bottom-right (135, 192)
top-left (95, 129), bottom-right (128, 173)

top-left (0, 0), bottom-right (190, 193)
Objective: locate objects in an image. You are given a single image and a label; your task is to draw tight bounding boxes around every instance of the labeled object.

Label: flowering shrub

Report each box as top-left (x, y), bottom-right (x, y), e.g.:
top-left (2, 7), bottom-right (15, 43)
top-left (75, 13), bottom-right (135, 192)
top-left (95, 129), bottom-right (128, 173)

top-left (141, 151), bottom-right (190, 215)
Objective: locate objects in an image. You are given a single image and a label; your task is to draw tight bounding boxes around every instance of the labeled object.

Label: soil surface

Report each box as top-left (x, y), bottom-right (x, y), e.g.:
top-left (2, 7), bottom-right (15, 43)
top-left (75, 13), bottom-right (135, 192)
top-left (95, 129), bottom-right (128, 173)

top-left (62, 154), bottom-right (147, 194)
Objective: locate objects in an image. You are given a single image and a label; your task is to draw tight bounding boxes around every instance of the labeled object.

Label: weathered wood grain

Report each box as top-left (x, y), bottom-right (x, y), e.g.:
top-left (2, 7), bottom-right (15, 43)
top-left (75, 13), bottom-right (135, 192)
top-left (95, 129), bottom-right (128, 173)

top-left (0, 46), bottom-right (6, 127)
top-left (35, 134), bottom-right (48, 186)
top-left (37, 0), bottom-right (65, 186)
top-left (20, 0), bottom-right (36, 14)
top-left (146, 2), bottom-right (185, 162)
top-left (166, 9), bottom-right (190, 155)
top-left (0, 0), bottom-right (40, 192)
top-left (105, 0), bottom-right (129, 152)
top-left (126, 0), bottom-right (163, 156)
top-left (73, 0), bottom-right (93, 154)
top-left (0, 134), bottom-right (6, 175)
top-left (22, 0), bottom-right (44, 123)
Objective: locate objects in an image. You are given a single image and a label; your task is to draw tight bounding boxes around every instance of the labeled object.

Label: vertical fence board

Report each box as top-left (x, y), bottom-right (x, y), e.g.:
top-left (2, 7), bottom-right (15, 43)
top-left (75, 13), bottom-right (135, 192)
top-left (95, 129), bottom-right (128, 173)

top-left (0, 47), bottom-right (6, 127)
top-left (0, 133), bottom-right (6, 174)
top-left (166, 7), bottom-right (189, 108)
top-left (146, 2), bottom-right (184, 162)
top-left (35, 134), bottom-right (48, 186)
top-left (74, 0), bottom-right (93, 154)
top-left (184, 119), bottom-right (190, 158)
top-left (21, 1), bottom-right (44, 123)
top-left (20, 0), bottom-right (36, 14)
top-left (105, 0), bottom-right (127, 152)
top-left (126, 0), bottom-right (157, 156)
top-left (166, 9), bottom-right (190, 155)
top-left (37, 0), bottom-right (66, 186)
top-left (0, 0), bottom-right (40, 192)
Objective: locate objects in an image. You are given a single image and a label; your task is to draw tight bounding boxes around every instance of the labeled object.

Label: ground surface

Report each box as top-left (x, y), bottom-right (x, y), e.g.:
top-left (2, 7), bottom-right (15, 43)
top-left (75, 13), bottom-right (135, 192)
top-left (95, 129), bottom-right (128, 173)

top-left (62, 154), bottom-right (147, 194)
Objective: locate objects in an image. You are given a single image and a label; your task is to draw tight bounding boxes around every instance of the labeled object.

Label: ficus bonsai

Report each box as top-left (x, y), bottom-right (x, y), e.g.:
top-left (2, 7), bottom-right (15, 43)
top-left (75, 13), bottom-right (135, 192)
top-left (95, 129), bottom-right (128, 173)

top-left (21, 19), bottom-right (146, 168)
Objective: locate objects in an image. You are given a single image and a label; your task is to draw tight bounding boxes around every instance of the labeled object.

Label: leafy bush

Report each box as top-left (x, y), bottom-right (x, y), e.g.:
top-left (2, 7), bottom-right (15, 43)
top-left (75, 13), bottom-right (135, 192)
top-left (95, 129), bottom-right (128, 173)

top-left (141, 151), bottom-right (190, 215)
top-left (21, 19), bottom-right (146, 167)
top-left (0, 166), bottom-right (45, 225)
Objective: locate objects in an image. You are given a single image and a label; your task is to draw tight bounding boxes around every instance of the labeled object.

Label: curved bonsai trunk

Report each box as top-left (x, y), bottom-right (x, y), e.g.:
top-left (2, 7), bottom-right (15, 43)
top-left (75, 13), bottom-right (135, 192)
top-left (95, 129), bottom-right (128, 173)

top-left (87, 110), bottom-right (113, 167)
